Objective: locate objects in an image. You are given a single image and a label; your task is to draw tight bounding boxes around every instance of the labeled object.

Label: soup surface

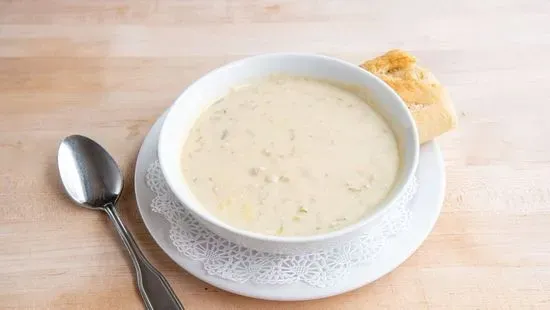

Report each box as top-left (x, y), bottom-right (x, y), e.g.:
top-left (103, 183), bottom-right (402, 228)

top-left (181, 76), bottom-right (399, 236)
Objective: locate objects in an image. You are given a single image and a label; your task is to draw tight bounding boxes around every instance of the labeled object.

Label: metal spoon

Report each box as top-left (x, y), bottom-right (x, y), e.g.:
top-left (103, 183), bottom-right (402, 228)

top-left (58, 134), bottom-right (184, 310)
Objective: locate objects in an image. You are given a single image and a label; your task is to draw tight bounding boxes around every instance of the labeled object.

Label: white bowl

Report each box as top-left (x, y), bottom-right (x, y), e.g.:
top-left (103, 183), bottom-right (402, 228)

top-left (158, 53), bottom-right (419, 255)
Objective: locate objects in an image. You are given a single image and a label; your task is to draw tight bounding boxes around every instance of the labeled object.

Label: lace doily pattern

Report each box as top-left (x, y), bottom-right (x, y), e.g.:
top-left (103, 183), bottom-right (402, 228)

top-left (146, 161), bottom-right (418, 287)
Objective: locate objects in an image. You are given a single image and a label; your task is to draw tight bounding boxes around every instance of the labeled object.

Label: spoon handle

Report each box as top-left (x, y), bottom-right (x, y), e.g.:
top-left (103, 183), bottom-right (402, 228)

top-left (104, 204), bottom-right (184, 310)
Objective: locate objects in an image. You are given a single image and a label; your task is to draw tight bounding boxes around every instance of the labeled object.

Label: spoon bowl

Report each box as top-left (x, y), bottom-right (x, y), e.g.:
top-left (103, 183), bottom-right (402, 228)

top-left (58, 135), bottom-right (123, 209)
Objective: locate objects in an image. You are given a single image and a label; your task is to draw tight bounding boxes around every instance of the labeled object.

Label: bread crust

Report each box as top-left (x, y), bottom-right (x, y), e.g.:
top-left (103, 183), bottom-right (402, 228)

top-left (360, 50), bottom-right (457, 143)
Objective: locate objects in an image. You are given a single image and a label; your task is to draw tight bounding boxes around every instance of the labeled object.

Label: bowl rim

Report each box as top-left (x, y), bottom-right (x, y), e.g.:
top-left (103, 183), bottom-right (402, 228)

top-left (158, 52), bottom-right (419, 244)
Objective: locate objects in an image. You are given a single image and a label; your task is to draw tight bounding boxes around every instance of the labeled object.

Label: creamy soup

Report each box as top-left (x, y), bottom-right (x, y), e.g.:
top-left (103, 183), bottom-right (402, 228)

top-left (181, 76), bottom-right (400, 236)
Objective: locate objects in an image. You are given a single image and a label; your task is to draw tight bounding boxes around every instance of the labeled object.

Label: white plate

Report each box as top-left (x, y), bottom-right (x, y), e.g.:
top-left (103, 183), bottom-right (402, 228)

top-left (134, 113), bottom-right (445, 301)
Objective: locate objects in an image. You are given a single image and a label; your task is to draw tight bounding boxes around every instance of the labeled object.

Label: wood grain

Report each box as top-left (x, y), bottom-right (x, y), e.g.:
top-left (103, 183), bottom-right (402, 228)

top-left (1, 0), bottom-right (550, 309)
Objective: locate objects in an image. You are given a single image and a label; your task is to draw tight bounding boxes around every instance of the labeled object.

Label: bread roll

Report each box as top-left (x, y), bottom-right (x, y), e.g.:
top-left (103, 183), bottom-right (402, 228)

top-left (360, 49), bottom-right (457, 143)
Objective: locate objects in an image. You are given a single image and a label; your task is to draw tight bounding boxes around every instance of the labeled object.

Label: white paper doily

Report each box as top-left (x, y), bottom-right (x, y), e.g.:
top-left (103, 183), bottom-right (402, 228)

top-left (134, 113), bottom-right (445, 301)
top-left (146, 159), bottom-right (417, 288)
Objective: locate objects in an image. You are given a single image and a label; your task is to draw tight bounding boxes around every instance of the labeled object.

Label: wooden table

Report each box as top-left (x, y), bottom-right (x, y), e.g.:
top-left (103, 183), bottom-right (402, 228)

top-left (1, 1), bottom-right (550, 309)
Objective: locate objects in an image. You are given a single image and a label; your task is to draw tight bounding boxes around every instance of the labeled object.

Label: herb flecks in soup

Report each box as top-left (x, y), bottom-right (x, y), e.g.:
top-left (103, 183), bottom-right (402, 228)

top-left (181, 76), bottom-right (399, 236)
